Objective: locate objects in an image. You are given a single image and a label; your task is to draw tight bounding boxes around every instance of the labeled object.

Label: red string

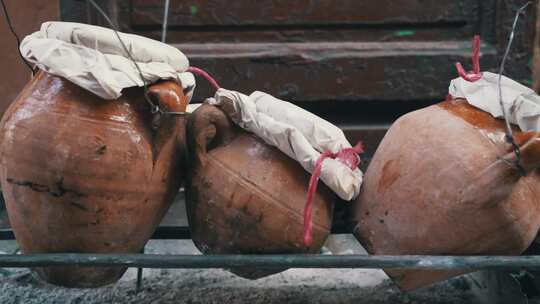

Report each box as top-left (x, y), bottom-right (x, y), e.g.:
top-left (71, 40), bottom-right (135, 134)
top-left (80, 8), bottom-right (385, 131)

top-left (471, 35), bottom-right (481, 75)
top-left (455, 35), bottom-right (483, 82)
top-left (303, 141), bottom-right (364, 247)
top-left (187, 66), bottom-right (221, 91)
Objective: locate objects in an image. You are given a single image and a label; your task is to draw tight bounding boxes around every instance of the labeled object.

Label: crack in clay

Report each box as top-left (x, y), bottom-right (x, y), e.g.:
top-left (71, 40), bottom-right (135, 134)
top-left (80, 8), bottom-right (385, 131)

top-left (6, 177), bottom-right (86, 198)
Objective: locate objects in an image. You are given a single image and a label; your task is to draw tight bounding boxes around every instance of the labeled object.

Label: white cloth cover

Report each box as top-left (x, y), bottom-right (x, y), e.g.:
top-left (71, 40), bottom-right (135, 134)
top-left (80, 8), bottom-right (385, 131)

top-left (206, 88), bottom-right (363, 201)
top-left (187, 103), bottom-right (203, 113)
top-left (449, 71), bottom-right (540, 131)
top-left (20, 21), bottom-right (195, 100)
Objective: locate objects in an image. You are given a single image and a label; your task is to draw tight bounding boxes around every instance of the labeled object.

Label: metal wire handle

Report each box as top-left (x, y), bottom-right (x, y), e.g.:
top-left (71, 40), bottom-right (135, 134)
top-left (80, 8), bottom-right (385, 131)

top-left (161, 0), bottom-right (170, 43)
top-left (87, 0), bottom-right (187, 116)
top-left (497, 1), bottom-right (532, 176)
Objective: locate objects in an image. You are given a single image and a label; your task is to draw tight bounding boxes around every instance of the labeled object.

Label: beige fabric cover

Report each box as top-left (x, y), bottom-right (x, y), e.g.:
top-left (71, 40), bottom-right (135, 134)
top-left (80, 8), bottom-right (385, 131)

top-left (206, 88), bottom-right (363, 201)
top-left (450, 72), bottom-right (540, 131)
top-left (20, 21), bottom-right (194, 100)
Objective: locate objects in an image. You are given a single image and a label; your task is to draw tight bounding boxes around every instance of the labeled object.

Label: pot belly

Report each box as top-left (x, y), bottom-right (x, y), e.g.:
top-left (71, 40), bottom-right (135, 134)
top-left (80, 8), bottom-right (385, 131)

top-left (0, 73), bottom-right (180, 287)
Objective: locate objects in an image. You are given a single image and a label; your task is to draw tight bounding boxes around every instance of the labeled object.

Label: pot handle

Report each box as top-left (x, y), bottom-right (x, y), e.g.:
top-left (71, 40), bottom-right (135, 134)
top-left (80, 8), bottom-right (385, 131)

top-left (459, 131), bottom-right (540, 208)
top-left (508, 131), bottom-right (540, 174)
top-left (146, 81), bottom-right (189, 163)
top-left (187, 104), bottom-right (237, 168)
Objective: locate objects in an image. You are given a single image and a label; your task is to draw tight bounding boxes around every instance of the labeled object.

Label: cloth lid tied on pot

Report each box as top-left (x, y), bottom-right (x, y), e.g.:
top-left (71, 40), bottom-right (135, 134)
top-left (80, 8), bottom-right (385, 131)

top-left (206, 88), bottom-right (363, 202)
top-left (449, 72), bottom-right (540, 132)
top-left (20, 21), bottom-right (195, 100)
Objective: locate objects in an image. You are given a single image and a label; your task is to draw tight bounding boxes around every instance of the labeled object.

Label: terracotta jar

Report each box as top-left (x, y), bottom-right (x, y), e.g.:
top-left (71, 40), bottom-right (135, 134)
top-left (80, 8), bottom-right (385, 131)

top-left (186, 104), bottom-right (335, 279)
top-left (0, 71), bottom-right (188, 287)
top-left (354, 99), bottom-right (540, 290)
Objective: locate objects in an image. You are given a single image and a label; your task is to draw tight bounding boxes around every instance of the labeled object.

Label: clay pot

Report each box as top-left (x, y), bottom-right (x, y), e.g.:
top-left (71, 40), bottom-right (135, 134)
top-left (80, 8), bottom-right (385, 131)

top-left (186, 104), bottom-right (335, 279)
top-left (0, 71), bottom-right (188, 287)
top-left (354, 99), bottom-right (540, 290)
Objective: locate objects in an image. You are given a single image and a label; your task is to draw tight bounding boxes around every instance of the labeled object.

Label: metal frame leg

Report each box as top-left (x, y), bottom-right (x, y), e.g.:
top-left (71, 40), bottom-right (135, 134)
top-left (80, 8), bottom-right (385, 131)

top-left (136, 246), bottom-right (144, 293)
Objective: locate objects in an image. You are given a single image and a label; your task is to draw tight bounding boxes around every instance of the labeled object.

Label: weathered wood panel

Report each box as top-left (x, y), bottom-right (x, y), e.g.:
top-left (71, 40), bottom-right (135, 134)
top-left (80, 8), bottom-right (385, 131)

top-left (532, 2), bottom-right (540, 92)
top-left (180, 41), bottom-right (498, 102)
top-left (496, 0), bottom-right (537, 89)
top-left (136, 27), bottom-right (474, 44)
top-left (66, 0), bottom-right (535, 102)
top-left (0, 1), bottom-right (59, 118)
top-left (131, 0), bottom-right (478, 27)
top-left (126, 0), bottom-right (496, 44)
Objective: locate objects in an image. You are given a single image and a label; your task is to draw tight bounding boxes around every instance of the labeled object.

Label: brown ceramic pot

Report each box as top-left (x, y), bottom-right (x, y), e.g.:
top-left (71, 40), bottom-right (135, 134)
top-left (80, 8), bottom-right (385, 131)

top-left (354, 99), bottom-right (540, 290)
top-left (0, 71), bottom-right (188, 287)
top-left (186, 104), bottom-right (335, 279)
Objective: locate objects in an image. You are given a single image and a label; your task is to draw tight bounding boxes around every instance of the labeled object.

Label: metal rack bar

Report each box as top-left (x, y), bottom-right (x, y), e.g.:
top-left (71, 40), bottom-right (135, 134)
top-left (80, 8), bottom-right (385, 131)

top-left (3, 226), bottom-right (539, 271)
top-left (0, 226), bottom-right (191, 241)
top-left (0, 225), bottom-right (351, 241)
top-left (0, 254), bottom-right (540, 270)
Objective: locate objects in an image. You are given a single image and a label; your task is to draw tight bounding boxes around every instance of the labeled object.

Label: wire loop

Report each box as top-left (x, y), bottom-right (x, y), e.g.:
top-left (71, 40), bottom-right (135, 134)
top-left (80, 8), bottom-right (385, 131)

top-left (497, 1), bottom-right (532, 176)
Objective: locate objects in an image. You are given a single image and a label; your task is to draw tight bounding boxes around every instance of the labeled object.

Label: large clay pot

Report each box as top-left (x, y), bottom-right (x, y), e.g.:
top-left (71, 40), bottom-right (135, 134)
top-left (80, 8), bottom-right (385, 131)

top-left (0, 71), bottom-right (188, 287)
top-left (186, 104), bottom-right (335, 279)
top-left (354, 99), bottom-right (540, 290)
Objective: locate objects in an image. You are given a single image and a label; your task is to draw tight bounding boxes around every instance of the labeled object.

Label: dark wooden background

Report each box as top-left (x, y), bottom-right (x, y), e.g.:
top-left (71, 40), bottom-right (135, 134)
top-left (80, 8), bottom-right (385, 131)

top-left (0, 1), bottom-right (58, 119)
top-left (62, 0), bottom-right (538, 163)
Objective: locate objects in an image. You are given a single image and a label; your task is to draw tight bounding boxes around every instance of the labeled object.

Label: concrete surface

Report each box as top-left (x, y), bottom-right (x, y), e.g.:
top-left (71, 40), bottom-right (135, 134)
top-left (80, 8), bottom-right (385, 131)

top-left (0, 235), bottom-right (527, 304)
top-left (0, 194), bottom-right (529, 303)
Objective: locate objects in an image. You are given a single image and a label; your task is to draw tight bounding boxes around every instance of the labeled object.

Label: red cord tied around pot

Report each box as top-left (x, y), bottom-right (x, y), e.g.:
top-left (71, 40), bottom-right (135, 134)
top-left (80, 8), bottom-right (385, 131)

top-left (303, 142), bottom-right (364, 246)
top-left (187, 66), bottom-right (221, 92)
top-left (449, 31), bottom-right (540, 176)
top-left (446, 35), bottom-right (483, 102)
top-left (455, 35), bottom-right (483, 83)
top-left (191, 69), bottom-right (365, 249)
top-left (449, 33), bottom-right (540, 133)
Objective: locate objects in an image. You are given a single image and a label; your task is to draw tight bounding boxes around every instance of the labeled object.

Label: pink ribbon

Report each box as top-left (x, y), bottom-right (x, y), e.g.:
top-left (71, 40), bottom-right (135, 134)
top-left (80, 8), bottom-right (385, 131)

top-left (455, 35), bottom-right (483, 82)
top-left (187, 66), bottom-right (221, 91)
top-left (303, 142), bottom-right (364, 247)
